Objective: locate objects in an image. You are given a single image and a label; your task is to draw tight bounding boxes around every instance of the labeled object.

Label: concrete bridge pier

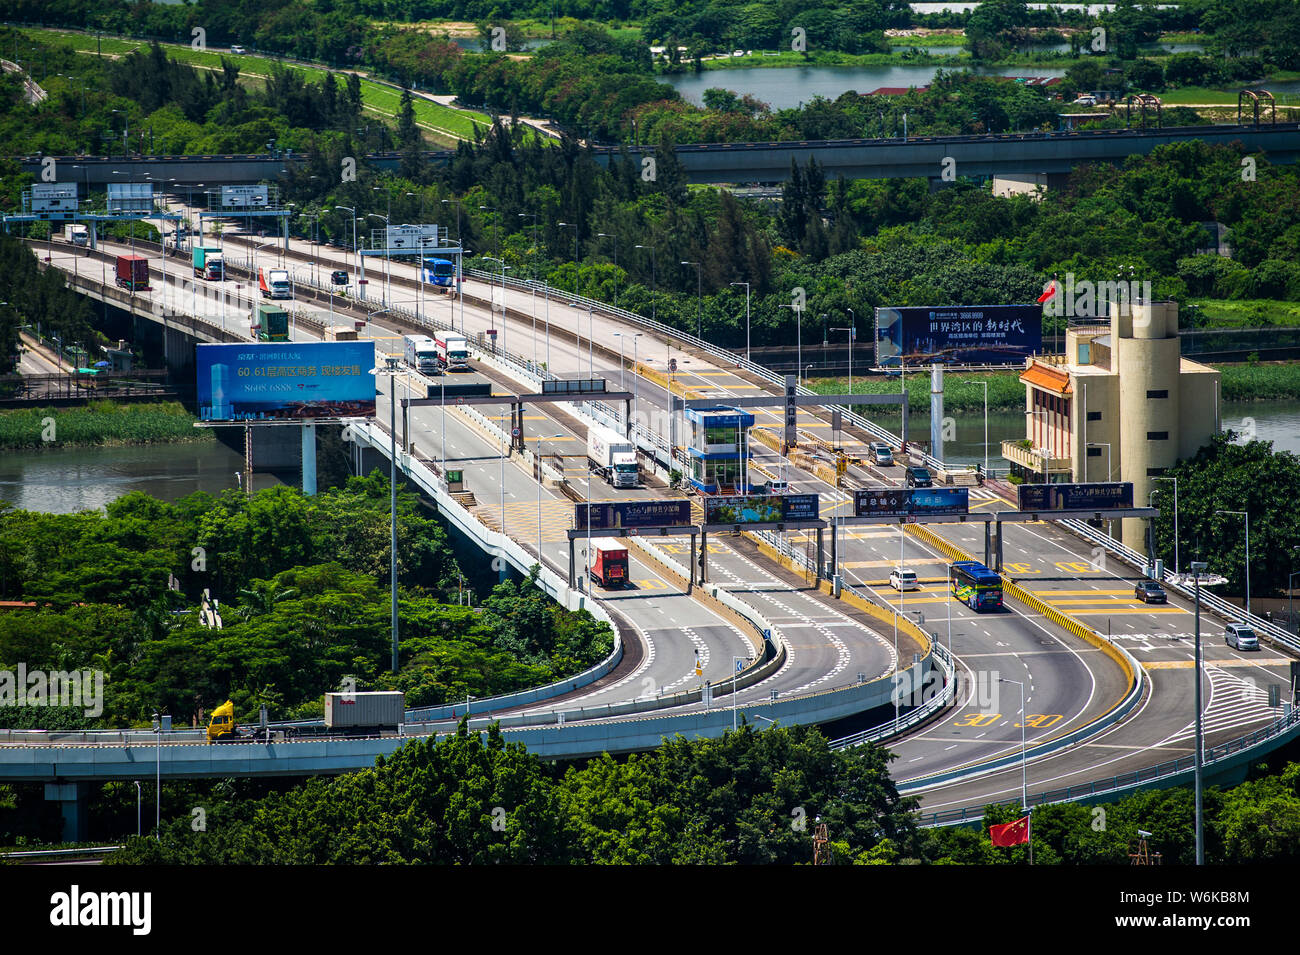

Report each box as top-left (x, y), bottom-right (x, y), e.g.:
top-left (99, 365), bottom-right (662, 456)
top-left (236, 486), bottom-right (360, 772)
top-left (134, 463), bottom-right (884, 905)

top-left (44, 782), bottom-right (88, 842)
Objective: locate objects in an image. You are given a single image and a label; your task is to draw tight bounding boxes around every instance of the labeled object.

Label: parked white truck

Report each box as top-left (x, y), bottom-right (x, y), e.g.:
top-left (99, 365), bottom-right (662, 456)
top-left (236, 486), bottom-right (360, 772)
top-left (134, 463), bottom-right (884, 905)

top-left (588, 425), bottom-right (639, 488)
top-left (403, 334), bottom-right (440, 375)
top-left (435, 332), bottom-right (470, 371)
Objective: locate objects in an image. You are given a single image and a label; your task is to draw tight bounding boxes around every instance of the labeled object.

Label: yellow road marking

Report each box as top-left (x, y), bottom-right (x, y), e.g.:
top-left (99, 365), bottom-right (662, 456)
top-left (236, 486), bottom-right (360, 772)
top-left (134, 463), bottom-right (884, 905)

top-left (1143, 658), bottom-right (1291, 669)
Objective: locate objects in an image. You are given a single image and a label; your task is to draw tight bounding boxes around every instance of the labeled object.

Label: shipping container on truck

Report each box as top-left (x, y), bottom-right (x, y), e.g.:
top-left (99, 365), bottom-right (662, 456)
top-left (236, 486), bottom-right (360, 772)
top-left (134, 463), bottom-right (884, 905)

top-left (590, 539), bottom-right (629, 589)
top-left (324, 325), bottom-right (358, 341)
top-left (403, 334), bottom-right (440, 375)
top-left (192, 246), bottom-right (224, 280)
top-left (434, 332), bottom-right (470, 371)
top-left (258, 266), bottom-right (291, 299)
top-left (588, 425), bottom-right (639, 488)
top-left (323, 691), bottom-right (405, 734)
top-left (251, 303), bottom-right (290, 341)
top-left (114, 254), bottom-right (150, 291)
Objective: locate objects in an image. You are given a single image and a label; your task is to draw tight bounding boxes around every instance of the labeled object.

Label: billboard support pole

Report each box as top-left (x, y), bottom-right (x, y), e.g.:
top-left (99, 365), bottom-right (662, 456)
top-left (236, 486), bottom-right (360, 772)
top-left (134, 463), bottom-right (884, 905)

top-left (701, 527), bottom-right (710, 584)
top-left (568, 538), bottom-right (576, 590)
top-left (984, 520), bottom-right (992, 567)
top-left (688, 534), bottom-right (696, 592)
top-left (816, 526), bottom-right (824, 583)
top-left (301, 423), bottom-right (316, 496)
top-left (995, 517), bottom-right (1004, 573)
top-left (243, 424), bottom-right (253, 499)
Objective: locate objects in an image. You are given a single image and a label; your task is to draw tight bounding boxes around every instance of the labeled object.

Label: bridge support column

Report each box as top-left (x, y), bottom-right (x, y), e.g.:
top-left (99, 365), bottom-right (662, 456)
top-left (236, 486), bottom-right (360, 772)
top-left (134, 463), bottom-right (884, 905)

top-left (45, 782), bottom-right (87, 843)
top-left (816, 527), bottom-right (824, 582)
top-left (994, 519), bottom-right (1004, 573)
top-left (698, 528), bottom-right (708, 585)
top-left (568, 538), bottom-right (576, 590)
top-left (301, 423), bottom-right (317, 496)
top-left (984, 520), bottom-right (991, 567)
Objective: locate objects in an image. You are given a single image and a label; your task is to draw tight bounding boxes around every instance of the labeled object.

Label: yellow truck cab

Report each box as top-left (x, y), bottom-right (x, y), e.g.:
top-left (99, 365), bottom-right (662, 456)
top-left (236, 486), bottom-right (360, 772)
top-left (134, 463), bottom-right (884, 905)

top-left (207, 700), bottom-right (237, 743)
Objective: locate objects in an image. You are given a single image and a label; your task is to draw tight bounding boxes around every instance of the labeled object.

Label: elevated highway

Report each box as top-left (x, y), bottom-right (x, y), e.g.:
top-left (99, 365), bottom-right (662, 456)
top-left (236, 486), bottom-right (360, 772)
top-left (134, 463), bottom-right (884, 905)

top-left (13, 121), bottom-right (1300, 189)
top-left (11, 225), bottom-right (1300, 837)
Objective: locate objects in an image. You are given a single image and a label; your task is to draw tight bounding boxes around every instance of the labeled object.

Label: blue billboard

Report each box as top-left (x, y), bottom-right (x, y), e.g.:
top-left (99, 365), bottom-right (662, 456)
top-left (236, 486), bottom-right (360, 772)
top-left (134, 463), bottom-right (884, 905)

top-left (704, 493), bottom-right (820, 525)
top-left (196, 342), bottom-right (377, 421)
top-left (875, 304), bottom-right (1042, 366)
top-left (854, 487), bottom-right (969, 517)
top-left (1017, 482), bottom-right (1134, 511)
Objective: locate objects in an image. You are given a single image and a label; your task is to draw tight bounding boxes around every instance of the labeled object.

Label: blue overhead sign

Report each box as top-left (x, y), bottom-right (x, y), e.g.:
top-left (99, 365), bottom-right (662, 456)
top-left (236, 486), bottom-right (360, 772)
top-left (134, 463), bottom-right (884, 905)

top-left (855, 487), bottom-right (969, 517)
top-left (1017, 482), bottom-right (1134, 511)
top-left (197, 342), bottom-right (376, 421)
top-left (875, 304), bottom-right (1042, 366)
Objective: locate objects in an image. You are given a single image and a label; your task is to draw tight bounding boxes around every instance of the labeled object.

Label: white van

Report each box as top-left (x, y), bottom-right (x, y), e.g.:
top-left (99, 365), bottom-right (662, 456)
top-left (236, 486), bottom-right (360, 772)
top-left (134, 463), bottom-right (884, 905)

top-left (1226, 623), bottom-right (1258, 651)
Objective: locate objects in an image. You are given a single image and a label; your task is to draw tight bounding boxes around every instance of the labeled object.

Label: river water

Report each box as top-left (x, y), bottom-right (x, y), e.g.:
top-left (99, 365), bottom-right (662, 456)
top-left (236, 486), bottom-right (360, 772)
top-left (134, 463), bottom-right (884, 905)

top-left (0, 441), bottom-right (283, 515)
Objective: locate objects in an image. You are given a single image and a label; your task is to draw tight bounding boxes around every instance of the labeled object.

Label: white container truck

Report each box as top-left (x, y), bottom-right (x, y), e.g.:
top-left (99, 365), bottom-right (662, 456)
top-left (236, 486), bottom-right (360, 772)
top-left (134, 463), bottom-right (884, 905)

top-left (435, 332), bottom-right (470, 371)
top-left (66, 223), bottom-right (89, 246)
top-left (588, 425), bottom-right (639, 488)
top-left (403, 334), bottom-right (440, 375)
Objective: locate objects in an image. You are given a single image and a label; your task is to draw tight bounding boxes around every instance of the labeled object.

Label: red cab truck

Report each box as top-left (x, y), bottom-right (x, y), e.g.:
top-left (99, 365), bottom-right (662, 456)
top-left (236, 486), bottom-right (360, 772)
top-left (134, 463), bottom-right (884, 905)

top-left (590, 539), bottom-right (629, 589)
top-left (115, 254), bottom-right (150, 291)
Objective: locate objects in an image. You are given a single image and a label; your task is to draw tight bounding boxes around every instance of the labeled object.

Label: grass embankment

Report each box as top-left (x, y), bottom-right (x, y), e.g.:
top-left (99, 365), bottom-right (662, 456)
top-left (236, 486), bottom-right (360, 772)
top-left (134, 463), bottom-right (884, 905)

top-left (809, 361), bottom-right (1300, 410)
top-left (21, 27), bottom-right (494, 144)
top-left (1187, 299), bottom-right (1300, 327)
top-left (0, 401), bottom-right (211, 450)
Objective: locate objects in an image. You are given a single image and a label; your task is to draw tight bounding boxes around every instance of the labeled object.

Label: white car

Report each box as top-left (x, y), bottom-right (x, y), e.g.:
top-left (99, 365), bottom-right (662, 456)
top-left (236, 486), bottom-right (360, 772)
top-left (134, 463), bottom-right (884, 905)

top-left (230, 45), bottom-right (246, 55)
top-left (889, 569), bottom-right (920, 591)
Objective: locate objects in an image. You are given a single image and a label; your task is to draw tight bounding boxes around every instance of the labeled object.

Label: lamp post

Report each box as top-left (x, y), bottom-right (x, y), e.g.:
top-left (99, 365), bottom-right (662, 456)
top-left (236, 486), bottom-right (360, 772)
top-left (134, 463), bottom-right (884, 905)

top-left (441, 198), bottom-right (465, 332)
top-left (151, 712), bottom-right (161, 839)
top-left (778, 303), bottom-right (803, 384)
top-left (999, 677), bottom-right (1030, 851)
top-left (730, 281), bottom-right (750, 362)
top-left (537, 433), bottom-right (564, 561)
top-left (597, 232), bottom-right (619, 308)
top-left (366, 211), bottom-right (391, 306)
top-left (1214, 509), bottom-right (1250, 615)
top-left (830, 323), bottom-right (854, 420)
top-left (1289, 567), bottom-right (1300, 637)
top-left (369, 354), bottom-right (403, 672)
top-left (681, 260), bottom-right (702, 338)
top-left (134, 780), bottom-right (141, 837)
top-left (526, 279), bottom-right (552, 371)
top-left (557, 221), bottom-right (578, 296)
top-left (635, 244), bottom-right (656, 323)
top-left (333, 205), bottom-right (358, 293)
top-left (1154, 476), bottom-right (1179, 577)
top-left (1191, 559), bottom-right (1208, 865)
top-left (732, 656), bottom-right (751, 731)
top-left (1085, 441), bottom-right (1112, 482)
top-left (963, 379), bottom-right (989, 477)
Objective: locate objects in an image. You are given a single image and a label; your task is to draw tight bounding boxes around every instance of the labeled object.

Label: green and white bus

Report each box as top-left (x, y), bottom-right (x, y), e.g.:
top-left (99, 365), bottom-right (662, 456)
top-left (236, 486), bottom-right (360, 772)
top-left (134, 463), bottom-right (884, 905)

top-left (951, 560), bottom-right (1003, 612)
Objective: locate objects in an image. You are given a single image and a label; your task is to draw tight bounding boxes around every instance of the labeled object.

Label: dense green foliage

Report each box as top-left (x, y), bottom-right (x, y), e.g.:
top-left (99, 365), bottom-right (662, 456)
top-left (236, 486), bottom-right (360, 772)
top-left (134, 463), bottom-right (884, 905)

top-left (0, 234), bottom-right (95, 376)
top-left (0, 401), bottom-right (212, 449)
top-left (1153, 434), bottom-right (1300, 597)
top-left (108, 721), bottom-right (919, 864)
top-left (0, 474), bottom-right (612, 728)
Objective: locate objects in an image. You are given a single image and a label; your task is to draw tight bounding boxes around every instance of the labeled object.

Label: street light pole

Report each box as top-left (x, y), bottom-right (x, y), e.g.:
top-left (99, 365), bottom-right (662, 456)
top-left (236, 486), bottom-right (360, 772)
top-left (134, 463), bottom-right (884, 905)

top-left (557, 221), bottom-right (578, 296)
top-left (1155, 476), bottom-right (1179, 577)
top-left (597, 232), bottom-right (620, 308)
top-left (1215, 509), bottom-right (1250, 615)
top-left (681, 260), bottom-right (701, 338)
top-left (635, 244), bottom-right (656, 323)
top-left (1191, 560), bottom-right (1207, 865)
top-left (730, 281), bottom-right (750, 362)
top-left (963, 379), bottom-right (989, 477)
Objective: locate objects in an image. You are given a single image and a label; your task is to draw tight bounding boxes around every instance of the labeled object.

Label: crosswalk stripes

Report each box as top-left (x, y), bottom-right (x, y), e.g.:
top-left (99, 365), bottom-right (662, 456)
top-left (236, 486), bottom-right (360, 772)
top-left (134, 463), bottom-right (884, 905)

top-left (1163, 664), bottom-right (1279, 744)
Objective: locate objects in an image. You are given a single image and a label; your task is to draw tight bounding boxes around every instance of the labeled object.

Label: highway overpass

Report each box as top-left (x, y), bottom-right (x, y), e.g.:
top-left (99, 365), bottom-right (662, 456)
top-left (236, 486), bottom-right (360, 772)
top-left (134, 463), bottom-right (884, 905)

top-left (15, 122), bottom-right (1300, 189)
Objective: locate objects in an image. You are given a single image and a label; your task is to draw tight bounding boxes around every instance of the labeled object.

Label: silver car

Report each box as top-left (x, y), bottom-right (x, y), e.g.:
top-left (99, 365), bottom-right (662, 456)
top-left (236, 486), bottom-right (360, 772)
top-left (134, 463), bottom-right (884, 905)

top-left (1226, 623), bottom-right (1259, 651)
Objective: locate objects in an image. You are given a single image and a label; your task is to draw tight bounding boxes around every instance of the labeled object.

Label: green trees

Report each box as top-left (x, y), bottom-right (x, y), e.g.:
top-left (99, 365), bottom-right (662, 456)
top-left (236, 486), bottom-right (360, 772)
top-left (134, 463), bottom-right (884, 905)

top-left (1154, 434), bottom-right (1300, 598)
top-left (111, 722), bottom-right (920, 864)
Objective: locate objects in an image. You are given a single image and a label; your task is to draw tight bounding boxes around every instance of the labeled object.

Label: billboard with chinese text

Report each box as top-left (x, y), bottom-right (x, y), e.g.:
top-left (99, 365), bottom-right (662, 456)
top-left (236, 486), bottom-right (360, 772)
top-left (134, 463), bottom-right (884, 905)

top-left (1017, 483), bottom-right (1134, 511)
top-left (196, 342), bottom-right (376, 421)
top-left (574, 500), bottom-right (693, 530)
top-left (875, 304), bottom-right (1042, 366)
top-left (854, 487), bottom-right (969, 517)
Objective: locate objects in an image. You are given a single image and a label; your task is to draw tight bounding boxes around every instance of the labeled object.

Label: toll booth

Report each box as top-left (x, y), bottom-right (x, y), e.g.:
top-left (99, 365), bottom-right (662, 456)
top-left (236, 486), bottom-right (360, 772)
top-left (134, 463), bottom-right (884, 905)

top-left (684, 406), bottom-right (754, 494)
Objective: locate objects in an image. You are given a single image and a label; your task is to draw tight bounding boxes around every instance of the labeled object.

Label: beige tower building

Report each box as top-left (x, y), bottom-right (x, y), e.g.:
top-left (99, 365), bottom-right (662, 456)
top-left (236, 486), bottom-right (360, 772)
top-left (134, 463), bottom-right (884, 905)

top-left (1002, 301), bottom-right (1220, 554)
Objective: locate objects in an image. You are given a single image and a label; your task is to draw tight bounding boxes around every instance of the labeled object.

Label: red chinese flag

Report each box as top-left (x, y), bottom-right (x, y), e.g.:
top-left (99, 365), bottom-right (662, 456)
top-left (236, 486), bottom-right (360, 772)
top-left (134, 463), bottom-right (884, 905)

top-left (989, 816), bottom-right (1030, 847)
top-left (1036, 282), bottom-right (1057, 304)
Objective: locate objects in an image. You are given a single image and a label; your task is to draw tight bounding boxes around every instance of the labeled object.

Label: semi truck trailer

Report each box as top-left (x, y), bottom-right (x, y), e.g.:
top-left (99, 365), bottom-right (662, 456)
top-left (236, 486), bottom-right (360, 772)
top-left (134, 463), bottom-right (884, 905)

top-left (403, 334), bottom-right (440, 375)
top-left (435, 332), bottom-right (469, 371)
top-left (588, 425), bottom-right (639, 488)
top-left (114, 254), bottom-right (150, 291)
top-left (192, 246), bottom-right (224, 280)
top-left (258, 267), bottom-right (291, 299)
top-left (251, 303), bottom-right (290, 341)
top-left (324, 691), bottom-right (405, 735)
top-left (590, 540), bottom-right (629, 589)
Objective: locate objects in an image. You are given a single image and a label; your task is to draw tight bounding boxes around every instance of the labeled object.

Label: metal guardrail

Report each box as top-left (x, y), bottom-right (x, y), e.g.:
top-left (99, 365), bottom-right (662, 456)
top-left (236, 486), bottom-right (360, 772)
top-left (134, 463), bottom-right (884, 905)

top-left (0, 845), bottom-right (123, 860)
top-left (921, 703), bottom-right (1300, 827)
top-left (1060, 517), bottom-right (1300, 654)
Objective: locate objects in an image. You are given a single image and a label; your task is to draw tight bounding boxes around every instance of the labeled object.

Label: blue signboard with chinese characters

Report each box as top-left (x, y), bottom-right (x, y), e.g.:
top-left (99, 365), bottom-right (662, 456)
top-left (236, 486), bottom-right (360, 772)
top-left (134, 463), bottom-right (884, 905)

top-left (1017, 482), bottom-right (1134, 511)
top-left (854, 487), bottom-right (969, 517)
top-left (196, 342), bottom-right (376, 421)
top-left (574, 499), bottom-right (694, 530)
top-left (875, 304), bottom-right (1042, 366)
